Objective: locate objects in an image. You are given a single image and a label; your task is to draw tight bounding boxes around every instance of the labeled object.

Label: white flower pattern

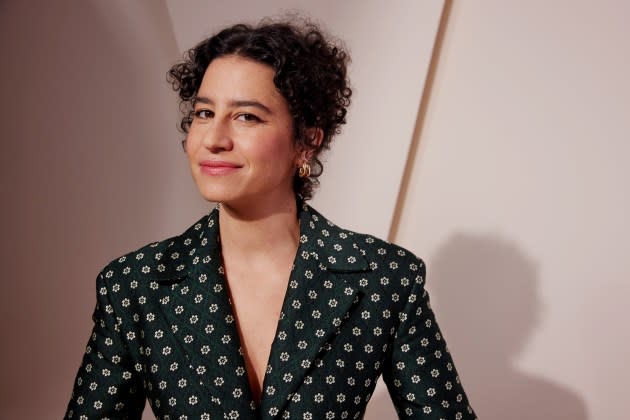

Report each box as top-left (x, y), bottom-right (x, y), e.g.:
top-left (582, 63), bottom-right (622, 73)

top-left (65, 203), bottom-right (475, 419)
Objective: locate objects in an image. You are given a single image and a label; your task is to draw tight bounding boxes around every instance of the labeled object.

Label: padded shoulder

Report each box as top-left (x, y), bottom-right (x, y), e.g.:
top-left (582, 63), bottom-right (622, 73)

top-left (98, 213), bottom-right (210, 284)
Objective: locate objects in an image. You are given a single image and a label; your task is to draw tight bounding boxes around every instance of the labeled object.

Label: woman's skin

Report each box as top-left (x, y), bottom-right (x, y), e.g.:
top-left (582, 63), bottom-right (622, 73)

top-left (184, 55), bottom-right (322, 404)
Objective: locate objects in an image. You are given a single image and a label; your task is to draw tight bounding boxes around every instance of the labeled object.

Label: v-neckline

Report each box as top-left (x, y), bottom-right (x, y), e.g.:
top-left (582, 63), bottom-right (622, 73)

top-left (215, 225), bottom-right (303, 410)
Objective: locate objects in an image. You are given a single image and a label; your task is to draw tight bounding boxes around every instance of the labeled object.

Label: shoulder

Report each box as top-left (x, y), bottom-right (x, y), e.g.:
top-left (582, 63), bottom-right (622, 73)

top-left (97, 212), bottom-right (211, 286)
top-left (357, 231), bottom-right (424, 271)
top-left (354, 230), bottom-right (427, 289)
top-left (305, 204), bottom-right (426, 278)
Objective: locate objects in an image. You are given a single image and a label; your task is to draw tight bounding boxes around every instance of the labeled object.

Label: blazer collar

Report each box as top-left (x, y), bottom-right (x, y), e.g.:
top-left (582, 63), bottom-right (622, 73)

top-left (149, 201), bottom-right (370, 282)
top-left (150, 202), bottom-right (371, 418)
top-left (293, 200), bottom-right (371, 272)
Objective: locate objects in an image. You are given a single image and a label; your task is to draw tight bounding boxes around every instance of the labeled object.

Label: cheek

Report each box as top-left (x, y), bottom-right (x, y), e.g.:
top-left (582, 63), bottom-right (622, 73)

top-left (184, 136), bottom-right (203, 162)
top-left (251, 133), bottom-right (296, 166)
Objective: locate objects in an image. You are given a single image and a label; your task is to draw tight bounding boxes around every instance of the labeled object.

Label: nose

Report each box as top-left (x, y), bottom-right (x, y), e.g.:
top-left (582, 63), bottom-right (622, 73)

top-left (201, 118), bottom-right (234, 153)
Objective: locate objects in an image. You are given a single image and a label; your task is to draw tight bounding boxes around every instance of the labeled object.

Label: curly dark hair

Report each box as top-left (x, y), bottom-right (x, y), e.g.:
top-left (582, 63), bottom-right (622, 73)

top-left (166, 18), bottom-right (352, 200)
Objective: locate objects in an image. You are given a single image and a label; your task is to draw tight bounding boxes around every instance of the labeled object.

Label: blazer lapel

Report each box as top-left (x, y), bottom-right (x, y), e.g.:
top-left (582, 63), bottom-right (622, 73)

top-left (144, 203), bottom-right (373, 418)
top-left (151, 208), bottom-right (258, 416)
top-left (259, 204), bottom-right (372, 418)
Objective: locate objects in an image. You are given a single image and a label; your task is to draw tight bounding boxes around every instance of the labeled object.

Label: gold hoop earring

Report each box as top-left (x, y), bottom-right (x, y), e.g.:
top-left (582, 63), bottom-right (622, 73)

top-left (298, 161), bottom-right (311, 178)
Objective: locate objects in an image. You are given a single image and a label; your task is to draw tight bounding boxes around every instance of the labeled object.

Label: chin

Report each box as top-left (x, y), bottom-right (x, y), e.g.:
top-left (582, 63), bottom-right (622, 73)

top-left (197, 186), bottom-right (264, 208)
top-left (193, 182), bottom-right (234, 203)
top-left (193, 177), bottom-right (294, 209)
top-left (191, 173), bottom-right (240, 201)
top-left (199, 191), bottom-right (238, 205)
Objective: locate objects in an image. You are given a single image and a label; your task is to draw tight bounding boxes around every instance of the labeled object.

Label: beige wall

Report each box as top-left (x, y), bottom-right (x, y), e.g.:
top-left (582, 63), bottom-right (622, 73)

top-left (0, 1), bottom-right (200, 418)
top-left (1, 1), bottom-right (628, 419)
top-left (396, 1), bottom-right (630, 419)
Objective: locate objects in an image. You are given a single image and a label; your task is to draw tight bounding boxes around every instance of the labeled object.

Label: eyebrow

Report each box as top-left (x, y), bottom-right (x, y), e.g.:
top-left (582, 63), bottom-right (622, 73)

top-left (193, 96), bottom-right (272, 114)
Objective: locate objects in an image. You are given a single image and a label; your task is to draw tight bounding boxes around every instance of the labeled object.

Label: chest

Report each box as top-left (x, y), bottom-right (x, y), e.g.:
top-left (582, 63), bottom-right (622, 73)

top-left (133, 264), bottom-right (398, 418)
top-left (227, 271), bottom-right (288, 349)
top-left (223, 263), bottom-right (293, 402)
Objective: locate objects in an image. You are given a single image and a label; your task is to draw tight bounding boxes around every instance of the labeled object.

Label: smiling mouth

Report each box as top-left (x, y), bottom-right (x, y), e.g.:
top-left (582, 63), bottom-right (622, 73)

top-left (199, 161), bottom-right (242, 175)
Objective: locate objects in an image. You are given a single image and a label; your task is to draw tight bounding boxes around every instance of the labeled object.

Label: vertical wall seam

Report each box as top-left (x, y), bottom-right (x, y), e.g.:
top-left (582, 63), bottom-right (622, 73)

top-left (388, 0), bottom-right (454, 243)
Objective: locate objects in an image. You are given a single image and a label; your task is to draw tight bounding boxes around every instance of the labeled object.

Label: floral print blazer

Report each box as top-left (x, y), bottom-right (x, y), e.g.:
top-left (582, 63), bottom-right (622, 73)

top-left (65, 203), bottom-right (476, 419)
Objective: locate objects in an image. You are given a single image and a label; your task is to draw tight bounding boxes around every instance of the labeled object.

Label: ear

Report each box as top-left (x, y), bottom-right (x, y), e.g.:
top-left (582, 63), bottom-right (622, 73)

top-left (297, 127), bottom-right (324, 161)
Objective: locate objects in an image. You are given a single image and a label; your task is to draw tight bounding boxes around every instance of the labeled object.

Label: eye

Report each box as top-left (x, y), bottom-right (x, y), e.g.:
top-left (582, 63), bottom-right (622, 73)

top-left (236, 113), bottom-right (262, 123)
top-left (193, 109), bottom-right (213, 119)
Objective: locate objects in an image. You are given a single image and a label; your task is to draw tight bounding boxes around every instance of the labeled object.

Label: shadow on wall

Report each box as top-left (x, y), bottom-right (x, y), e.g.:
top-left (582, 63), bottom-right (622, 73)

top-left (433, 234), bottom-right (588, 419)
top-left (365, 233), bottom-right (589, 419)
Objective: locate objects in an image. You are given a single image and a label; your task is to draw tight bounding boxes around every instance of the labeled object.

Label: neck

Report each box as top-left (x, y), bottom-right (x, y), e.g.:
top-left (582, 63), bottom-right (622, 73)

top-left (217, 195), bottom-right (301, 258)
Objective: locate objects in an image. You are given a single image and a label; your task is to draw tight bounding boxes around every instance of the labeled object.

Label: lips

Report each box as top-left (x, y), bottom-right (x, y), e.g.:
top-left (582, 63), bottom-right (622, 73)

top-left (199, 160), bottom-right (242, 175)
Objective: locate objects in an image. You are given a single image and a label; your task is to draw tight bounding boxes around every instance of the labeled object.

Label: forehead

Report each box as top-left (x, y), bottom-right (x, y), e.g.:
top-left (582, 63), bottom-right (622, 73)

top-left (197, 55), bottom-right (283, 104)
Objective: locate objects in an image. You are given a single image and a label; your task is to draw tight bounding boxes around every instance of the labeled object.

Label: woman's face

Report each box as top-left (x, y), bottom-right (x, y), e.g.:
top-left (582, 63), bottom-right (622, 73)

top-left (185, 55), bottom-right (298, 209)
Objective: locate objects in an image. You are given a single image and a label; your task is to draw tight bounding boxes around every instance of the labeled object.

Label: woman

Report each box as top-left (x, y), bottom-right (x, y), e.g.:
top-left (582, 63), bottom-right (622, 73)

top-left (65, 19), bottom-right (476, 420)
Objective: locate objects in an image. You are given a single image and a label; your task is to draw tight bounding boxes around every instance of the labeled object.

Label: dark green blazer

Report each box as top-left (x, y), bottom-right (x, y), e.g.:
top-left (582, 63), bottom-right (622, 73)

top-left (65, 203), bottom-right (476, 419)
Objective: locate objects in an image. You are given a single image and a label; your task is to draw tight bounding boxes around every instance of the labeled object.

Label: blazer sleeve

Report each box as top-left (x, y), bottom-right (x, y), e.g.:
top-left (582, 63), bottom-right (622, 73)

top-left (382, 258), bottom-right (476, 419)
top-left (64, 269), bottom-right (146, 419)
